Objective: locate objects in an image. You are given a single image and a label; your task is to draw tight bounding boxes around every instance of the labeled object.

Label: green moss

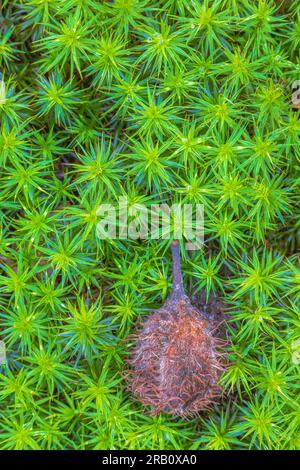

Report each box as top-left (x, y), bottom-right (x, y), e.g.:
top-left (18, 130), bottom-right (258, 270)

top-left (0, 0), bottom-right (299, 450)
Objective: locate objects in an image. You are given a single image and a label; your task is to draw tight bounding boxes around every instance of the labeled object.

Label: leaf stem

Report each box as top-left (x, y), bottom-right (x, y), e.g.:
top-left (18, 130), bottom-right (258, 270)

top-left (171, 240), bottom-right (185, 297)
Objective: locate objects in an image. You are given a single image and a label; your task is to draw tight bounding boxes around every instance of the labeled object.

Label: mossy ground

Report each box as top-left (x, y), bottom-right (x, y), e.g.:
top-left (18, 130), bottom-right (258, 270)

top-left (0, 0), bottom-right (299, 450)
